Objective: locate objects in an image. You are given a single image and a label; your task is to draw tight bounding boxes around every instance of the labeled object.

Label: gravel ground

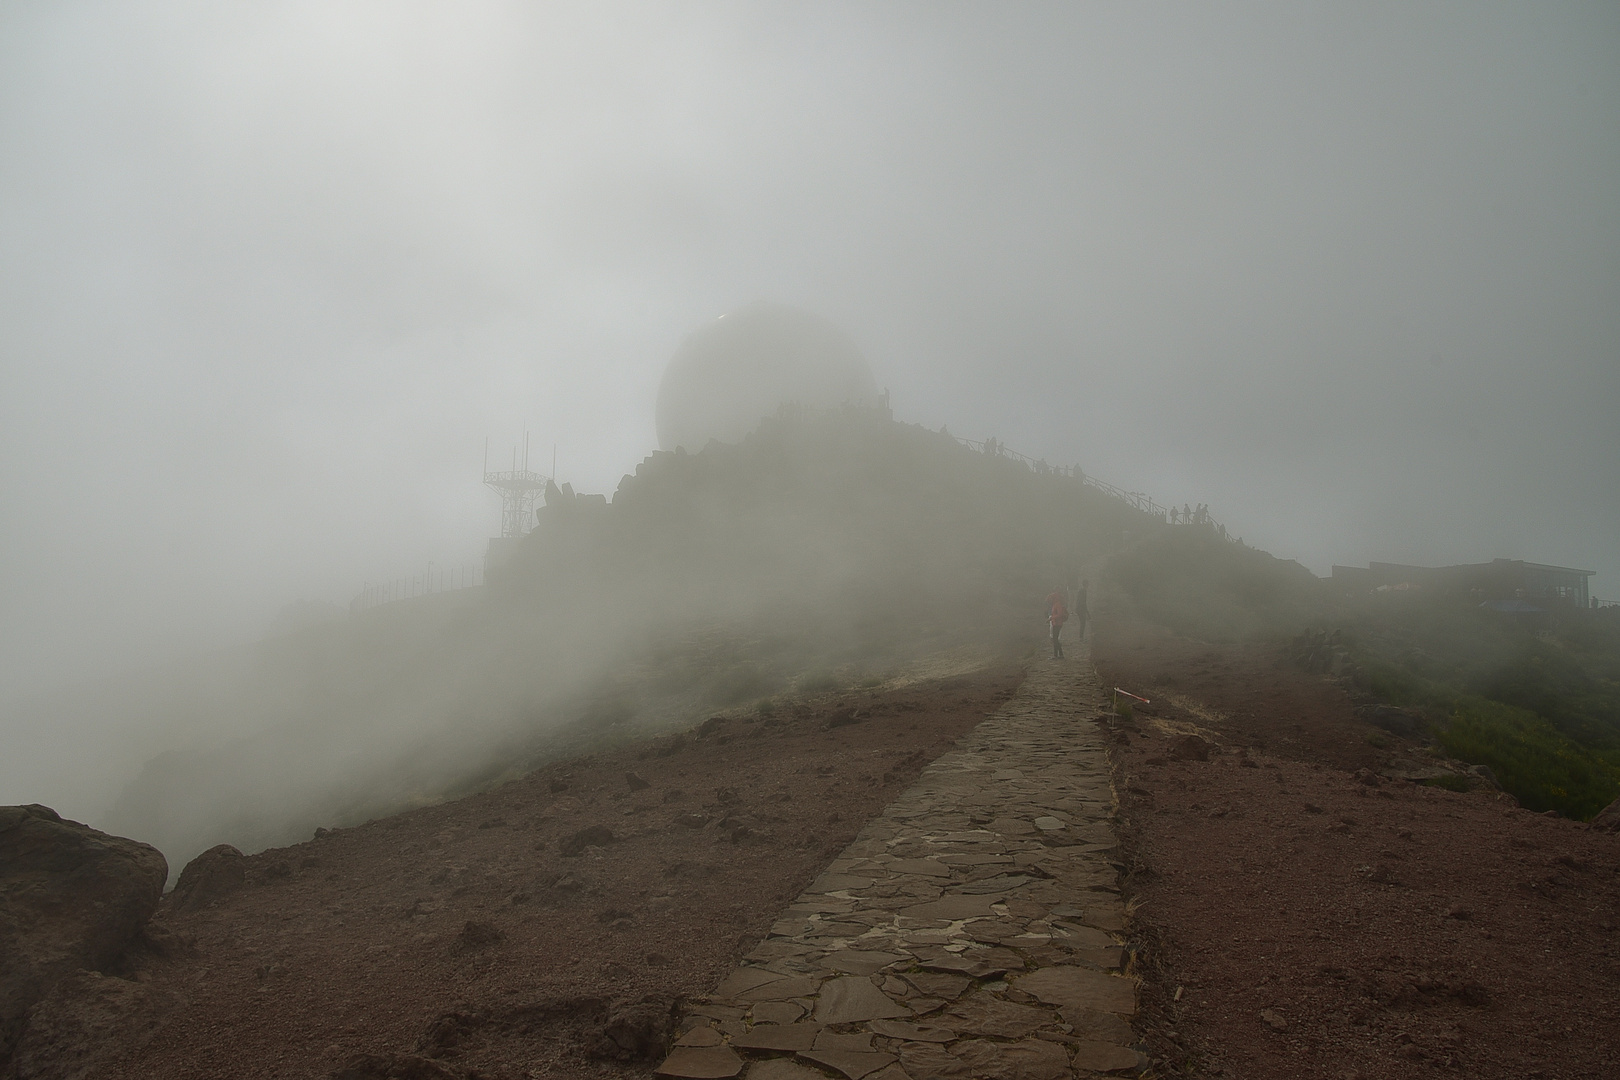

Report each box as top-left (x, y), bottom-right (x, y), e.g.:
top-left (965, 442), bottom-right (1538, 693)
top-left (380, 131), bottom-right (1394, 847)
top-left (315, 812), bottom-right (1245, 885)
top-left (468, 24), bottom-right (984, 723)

top-left (95, 660), bottom-right (1024, 1080)
top-left (1094, 615), bottom-right (1620, 1080)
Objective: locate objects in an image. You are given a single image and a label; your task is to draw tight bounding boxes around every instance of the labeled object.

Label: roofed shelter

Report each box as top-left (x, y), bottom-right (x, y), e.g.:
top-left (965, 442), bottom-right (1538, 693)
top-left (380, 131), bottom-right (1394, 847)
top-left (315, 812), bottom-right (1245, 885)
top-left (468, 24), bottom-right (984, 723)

top-left (1332, 558), bottom-right (1594, 609)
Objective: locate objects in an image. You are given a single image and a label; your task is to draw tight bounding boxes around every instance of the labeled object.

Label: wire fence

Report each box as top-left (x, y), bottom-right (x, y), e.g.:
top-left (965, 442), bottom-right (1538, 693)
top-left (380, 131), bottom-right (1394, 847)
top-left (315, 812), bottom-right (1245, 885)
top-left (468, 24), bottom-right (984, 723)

top-left (350, 562), bottom-right (484, 614)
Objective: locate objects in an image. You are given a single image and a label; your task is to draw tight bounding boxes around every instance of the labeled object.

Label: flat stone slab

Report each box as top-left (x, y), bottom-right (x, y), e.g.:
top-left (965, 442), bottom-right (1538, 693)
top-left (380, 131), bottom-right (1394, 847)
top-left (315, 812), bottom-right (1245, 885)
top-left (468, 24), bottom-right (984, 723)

top-left (940, 994), bottom-right (1055, 1038)
top-left (796, 1050), bottom-right (898, 1079)
top-left (885, 858), bottom-right (954, 877)
top-left (729, 1023), bottom-right (821, 1051)
top-left (953, 1037), bottom-right (1071, 1080)
top-left (897, 894), bottom-right (998, 921)
top-left (657, 1045), bottom-right (745, 1078)
top-left (1071, 1039), bottom-right (1145, 1072)
top-left (715, 969), bottom-right (787, 997)
top-left (822, 950), bottom-right (906, 976)
top-left (736, 976), bottom-right (822, 1001)
top-left (749, 1001), bottom-right (805, 1025)
top-left (814, 977), bottom-right (910, 1024)
top-left (868, 1019), bottom-right (956, 1042)
top-left (1015, 966), bottom-right (1138, 1016)
top-left (744, 1062), bottom-right (827, 1080)
top-left (671, 649), bottom-right (1135, 1079)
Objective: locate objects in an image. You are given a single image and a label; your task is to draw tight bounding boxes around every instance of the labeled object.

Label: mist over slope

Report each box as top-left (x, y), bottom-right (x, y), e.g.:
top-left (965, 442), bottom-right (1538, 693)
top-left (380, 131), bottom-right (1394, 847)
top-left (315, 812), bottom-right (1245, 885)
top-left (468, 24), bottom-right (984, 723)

top-left (1109, 526), bottom-right (1620, 818)
top-left (18, 406), bottom-right (1153, 877)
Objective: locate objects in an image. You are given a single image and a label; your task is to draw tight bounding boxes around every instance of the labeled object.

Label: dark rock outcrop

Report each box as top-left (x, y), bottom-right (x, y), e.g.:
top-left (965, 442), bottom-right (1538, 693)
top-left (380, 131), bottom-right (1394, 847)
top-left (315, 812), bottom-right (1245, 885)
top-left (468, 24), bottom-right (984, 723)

top-left (5, 970), bottom-right (179, 1080)
top-left (168, 844), bottom-right (245, 911)
top-left (0, 805), bottom-right (167, 1065)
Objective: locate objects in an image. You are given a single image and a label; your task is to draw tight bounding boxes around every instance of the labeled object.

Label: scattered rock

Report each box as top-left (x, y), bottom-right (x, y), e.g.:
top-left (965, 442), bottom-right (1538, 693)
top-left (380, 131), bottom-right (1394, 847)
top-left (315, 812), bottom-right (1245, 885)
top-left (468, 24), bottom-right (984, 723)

top-left (1444, 905), bottom-right (1473, 920)
top-left (597, 995), bottom-right (674, 1060)
top-left (1367, 864), bottom-right (1402, 886)
top-left (0, 804), bottom-right (168, 1064)
top-left (1353, 769), bottom-right (1382, 787)
top-left (675, 812), bottom-right (710, 829)
top-left (451, 920), bottom-right (505, 952)
top-left (825, 709), bottom-right (862, 730)
top-left (1355, 704), bottom-right (1421, 739)
top-left (1260, 1008), bottom-right (1288, 1031)
top-left (1591, 797), bottom-right (1620, 832)
top-left (625, 771), bottom-right (651, 791)
top-left (560, 825), bottom-right (616, 856)
top-left (168, 844), bottom-right (245, 912)
top-left (1169, 734), bottom-right (1210, 761)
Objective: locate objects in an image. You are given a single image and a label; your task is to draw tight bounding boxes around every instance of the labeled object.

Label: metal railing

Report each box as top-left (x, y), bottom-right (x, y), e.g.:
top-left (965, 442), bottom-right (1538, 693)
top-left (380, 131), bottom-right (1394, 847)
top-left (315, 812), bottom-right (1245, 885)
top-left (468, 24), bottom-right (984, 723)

top-left (949, 434), bottom-right (1238, 542)
top-left (350, 562), bottom-right (484, 614)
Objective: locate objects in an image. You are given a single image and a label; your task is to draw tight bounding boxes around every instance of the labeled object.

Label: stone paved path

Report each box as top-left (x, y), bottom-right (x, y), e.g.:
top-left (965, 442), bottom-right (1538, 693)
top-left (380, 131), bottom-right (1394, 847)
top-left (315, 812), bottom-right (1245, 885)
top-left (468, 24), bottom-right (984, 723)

top-left (656, 649), bottom-right (1141, 1080)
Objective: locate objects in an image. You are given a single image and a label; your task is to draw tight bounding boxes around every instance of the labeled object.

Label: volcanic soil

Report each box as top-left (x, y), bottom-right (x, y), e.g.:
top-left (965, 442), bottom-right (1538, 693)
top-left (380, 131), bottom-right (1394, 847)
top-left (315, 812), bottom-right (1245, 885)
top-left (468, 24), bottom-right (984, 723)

top-left (99, 660), bottom-right (1024, 1080)
top-left (1092, 612), bottom-right (1620, 1080)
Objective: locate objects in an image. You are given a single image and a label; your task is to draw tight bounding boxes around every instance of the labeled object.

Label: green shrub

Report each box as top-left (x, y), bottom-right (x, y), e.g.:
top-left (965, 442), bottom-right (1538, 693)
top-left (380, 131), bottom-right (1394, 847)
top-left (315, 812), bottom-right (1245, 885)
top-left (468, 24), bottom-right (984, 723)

top-left (1438, 698), bottom-right (1620, 819)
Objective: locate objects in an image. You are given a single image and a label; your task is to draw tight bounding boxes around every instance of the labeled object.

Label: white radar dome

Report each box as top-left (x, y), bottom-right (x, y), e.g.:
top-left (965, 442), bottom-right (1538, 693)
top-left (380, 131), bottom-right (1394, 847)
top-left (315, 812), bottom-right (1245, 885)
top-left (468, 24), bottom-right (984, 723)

top-left (655, 303), bottom-right (878, 452)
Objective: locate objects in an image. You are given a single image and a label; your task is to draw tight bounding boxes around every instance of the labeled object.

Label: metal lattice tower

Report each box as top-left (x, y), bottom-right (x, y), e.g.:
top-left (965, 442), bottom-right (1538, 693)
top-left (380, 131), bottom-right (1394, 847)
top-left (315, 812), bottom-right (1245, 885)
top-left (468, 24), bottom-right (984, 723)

top-left (483, 432), bottom-right (550, 538)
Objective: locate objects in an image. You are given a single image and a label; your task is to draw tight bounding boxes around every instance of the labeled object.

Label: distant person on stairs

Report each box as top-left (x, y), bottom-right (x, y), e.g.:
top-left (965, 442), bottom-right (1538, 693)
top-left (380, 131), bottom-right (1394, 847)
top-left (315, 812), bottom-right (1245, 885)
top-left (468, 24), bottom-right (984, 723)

top-left (1046, 588), bottom-right (1068, 659)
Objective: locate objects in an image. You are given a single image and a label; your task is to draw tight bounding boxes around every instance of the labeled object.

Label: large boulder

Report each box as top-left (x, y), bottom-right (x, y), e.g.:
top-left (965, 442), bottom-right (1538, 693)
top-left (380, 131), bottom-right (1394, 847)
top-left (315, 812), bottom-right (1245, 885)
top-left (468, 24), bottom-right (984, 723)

top-left (167, 844), bottom-right (245, 911)
top-left (1592, 797), bottom-right (1620, 832)
top-left (0, 805), bottom-right (167, 1064)
top-left (6, 970), bottom-right (179, 1080)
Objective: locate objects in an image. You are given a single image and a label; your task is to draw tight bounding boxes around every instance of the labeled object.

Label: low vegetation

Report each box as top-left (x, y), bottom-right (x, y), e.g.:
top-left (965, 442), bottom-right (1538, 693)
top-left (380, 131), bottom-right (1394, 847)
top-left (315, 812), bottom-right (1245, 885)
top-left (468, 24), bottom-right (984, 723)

top-left (1109, 529), bottom-right (1620, 819)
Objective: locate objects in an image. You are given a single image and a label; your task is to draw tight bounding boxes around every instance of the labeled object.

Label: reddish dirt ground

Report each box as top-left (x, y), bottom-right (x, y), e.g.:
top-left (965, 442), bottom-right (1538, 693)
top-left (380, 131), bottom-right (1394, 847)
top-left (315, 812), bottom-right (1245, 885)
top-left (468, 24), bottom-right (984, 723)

top-left (103, 661), bottom-right (1024, 1080)
top-left (1093, 611), bottom-right (1620, 1080)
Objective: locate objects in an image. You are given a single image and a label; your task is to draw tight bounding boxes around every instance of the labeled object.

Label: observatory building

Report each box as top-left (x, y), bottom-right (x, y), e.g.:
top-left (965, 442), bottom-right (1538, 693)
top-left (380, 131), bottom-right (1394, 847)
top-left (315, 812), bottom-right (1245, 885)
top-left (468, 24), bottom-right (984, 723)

top-left (655, 303), bottom-right (878, 452)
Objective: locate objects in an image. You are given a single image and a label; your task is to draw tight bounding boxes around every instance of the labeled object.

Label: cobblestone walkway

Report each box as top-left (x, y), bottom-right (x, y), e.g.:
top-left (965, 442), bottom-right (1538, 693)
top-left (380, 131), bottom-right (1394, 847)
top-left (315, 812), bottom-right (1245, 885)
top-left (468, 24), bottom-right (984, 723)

top-left (656, 649), bottom-right (1141, 1080)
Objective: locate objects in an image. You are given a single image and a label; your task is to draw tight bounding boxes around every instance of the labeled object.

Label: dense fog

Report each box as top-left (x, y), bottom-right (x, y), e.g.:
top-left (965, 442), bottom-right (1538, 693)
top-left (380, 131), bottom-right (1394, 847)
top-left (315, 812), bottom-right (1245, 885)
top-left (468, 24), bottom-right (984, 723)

top-left (2, 4), bottom-right (1616, 864)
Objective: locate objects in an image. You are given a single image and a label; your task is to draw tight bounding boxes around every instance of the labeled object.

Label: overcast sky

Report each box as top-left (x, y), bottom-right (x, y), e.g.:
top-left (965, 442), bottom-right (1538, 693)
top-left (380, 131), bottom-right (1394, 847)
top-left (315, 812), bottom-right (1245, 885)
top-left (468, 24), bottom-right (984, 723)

top-left (2, 2), bottom-right (1617, 702)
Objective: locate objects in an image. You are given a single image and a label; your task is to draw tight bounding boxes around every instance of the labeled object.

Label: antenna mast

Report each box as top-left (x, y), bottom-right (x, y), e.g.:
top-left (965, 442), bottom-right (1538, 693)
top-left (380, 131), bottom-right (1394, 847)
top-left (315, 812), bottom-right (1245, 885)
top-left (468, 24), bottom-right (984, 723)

top-left (483, 433), bottom-right (551, 539)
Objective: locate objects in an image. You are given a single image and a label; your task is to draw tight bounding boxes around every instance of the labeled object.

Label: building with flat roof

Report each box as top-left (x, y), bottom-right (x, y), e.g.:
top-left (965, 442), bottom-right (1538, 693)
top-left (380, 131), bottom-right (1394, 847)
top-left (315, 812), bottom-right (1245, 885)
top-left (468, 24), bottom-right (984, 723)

top-left (1331, 558), bottom-right (1594, 609)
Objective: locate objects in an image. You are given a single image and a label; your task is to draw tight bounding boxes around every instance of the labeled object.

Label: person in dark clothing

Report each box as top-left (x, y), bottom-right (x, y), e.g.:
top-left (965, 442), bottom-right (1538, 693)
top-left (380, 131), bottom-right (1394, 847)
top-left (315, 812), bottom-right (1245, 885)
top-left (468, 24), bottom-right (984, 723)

top-left (1046, 588), bottom-right (1068, 659)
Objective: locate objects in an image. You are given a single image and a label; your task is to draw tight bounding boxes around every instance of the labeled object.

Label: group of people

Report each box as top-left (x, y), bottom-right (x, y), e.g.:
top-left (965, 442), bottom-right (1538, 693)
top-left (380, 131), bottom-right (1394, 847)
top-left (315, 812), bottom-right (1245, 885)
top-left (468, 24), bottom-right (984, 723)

top-left (1045, 580), bottom-right (1087, 660)
top-left (1170, 503), bottom-right (1209, 526)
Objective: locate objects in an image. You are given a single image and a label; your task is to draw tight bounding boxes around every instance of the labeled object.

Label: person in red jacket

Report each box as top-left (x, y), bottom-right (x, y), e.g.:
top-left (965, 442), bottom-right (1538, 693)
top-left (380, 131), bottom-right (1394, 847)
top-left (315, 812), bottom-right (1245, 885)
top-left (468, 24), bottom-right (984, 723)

top-left (1046, 588), bottom-right (1068, 659)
